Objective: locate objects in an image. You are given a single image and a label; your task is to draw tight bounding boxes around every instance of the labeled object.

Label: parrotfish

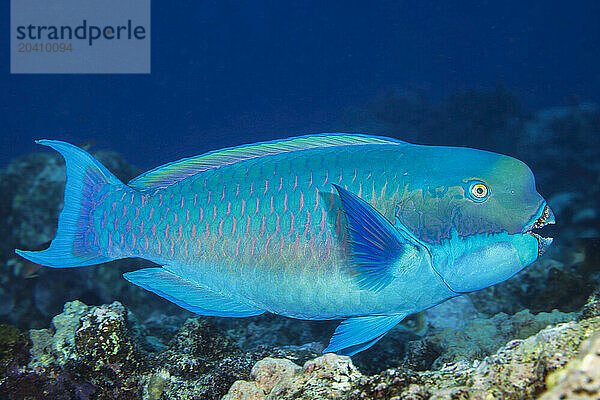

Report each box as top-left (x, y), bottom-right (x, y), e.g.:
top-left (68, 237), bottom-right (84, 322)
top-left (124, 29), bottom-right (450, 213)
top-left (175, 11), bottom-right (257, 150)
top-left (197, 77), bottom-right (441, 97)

top-left (16, 134), bottom-right (555, 355)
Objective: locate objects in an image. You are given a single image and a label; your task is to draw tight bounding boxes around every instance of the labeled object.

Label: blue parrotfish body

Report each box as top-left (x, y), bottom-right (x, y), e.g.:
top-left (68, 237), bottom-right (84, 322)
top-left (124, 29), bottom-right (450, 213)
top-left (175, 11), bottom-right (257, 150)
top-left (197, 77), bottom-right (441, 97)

top-left (16, 134), bottom-right (555, 355)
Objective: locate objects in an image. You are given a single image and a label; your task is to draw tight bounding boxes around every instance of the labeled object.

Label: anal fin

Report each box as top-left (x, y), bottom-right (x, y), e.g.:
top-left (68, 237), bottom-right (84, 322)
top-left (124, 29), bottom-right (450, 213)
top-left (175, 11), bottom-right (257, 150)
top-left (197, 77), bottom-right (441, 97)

top-left (123, 267), bottom-right (264, 317)
top-left (323, 314), bottom-right (407, 356)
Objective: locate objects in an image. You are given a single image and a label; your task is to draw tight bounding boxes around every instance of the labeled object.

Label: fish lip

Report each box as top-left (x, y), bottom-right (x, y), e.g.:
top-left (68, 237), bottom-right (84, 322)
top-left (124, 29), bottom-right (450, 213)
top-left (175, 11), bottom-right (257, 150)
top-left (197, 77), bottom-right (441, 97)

top-left (526, 231), bottom-right (554, 256)
top-left (523, 203), bottom-right (555, 256)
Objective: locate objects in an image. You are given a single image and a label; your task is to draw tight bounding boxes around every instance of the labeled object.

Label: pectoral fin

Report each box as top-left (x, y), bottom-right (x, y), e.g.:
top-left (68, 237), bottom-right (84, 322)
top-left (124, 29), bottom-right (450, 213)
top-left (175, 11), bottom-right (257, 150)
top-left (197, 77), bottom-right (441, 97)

top-left (333, 184), bottom-right (423, 291)
top-left (123, 267), bottom-right (265, 317)
top-left (323, 314), bottom-right (407, 356)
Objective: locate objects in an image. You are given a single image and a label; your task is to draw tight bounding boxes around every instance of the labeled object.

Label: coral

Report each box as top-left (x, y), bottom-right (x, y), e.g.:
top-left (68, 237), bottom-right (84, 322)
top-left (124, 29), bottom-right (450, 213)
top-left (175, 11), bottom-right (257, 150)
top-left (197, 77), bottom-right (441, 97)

top-left (144, 368), bottom-right (170, 400)
top-left (28, 300), bottom-right (90, 369)
top-left (251, 358), bottom-right (302, 394)
top-left (0, 324), bottom-right (30, 376)
top-left (4, 301), bottom-right (143, 399)
top-left (0, 299), bottom-right (597, 399)
top-left (401, 337), bottom-right (442, 372)
top-left (0, 322), bottom-right (99, 400)
top-left (146, 317), bottom-right (275, 400)
top-left (581, 289), bottom-right (600, 320)
top-left (226, 380), bottom-right (267, 400)
top-left (359, 317), bottom-right (600, 399)
top-left (68, 301), bottom-right (142, 399)
top-left (159, 317), bottom-right (238, 376)
top-left (225, 317), bottom-right (600, 400)
top-left (74, 302), bottom-right (141, 373)
top-left (224, 353), bottom-right (362, 400)
top-left (541, 332), bottom-right (600, 399)
top-left (5, 300), bottom-right (325, 400)
top-left (427, 308), bottom-right (578, 368)
top-left (221, 357), bottom-right (302, 400)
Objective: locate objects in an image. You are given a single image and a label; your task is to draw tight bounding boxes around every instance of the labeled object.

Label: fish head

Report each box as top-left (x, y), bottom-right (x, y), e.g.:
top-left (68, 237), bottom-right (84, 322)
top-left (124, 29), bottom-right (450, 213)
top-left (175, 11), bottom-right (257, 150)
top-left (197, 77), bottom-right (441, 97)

top-left (395, 146), bottom-right (555, 293)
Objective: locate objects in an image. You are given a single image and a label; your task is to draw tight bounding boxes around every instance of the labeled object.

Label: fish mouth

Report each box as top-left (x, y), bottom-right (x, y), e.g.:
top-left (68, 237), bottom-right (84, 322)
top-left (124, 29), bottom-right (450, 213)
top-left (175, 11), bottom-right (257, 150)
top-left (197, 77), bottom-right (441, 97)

top-left (523, 203), bottom-right (556, 256)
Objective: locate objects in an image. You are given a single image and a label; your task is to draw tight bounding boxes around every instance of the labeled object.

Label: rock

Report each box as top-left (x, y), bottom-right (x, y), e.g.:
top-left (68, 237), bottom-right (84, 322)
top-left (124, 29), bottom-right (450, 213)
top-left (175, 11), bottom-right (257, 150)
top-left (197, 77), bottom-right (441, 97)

top-left (540, 332), bottom-right (600, 399)
top-left (5, 301), bottom-right (327, 400)
top-left (148, 317), bottom-right (271, 400)
top-left (74, 301), bottom-right (141, 373)
top-left (251, 358), bottom-right (301, 393)
top-left (23, 300), bottom-right (143, 399)
top-left (353, 317), bottom-right (600, 400)
top-left (402, 338), bottom-right (442, 371)
top-left (418, 308), bottom-right (578, 369)
top-left (225, 317), bottom-right (600, 400)
top-left (225, 353), bottom-right (362, 399)
top-left (28, 300), bottom-right (140, 374)
top-left (0, 324), bottom-right (30, 375)
top-left (302, 353), bottom-right (361, 390)
top-left (159, 317), bottom-right (238, 376)
top-left (144, 368), bottom-right (170, 400)
top-left (29, 300), bottom-right (90, 369)
top-left (582, 290), bottom-right (600, 319)
top-left (224, 380), bottom-right (267, 400)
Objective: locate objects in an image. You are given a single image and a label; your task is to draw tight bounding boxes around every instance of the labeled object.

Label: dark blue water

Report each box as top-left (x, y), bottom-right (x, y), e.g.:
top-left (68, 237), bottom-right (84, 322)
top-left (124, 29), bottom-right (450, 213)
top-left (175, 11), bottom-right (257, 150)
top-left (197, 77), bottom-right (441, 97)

top-left (1, 1), bottom-right (599, 169)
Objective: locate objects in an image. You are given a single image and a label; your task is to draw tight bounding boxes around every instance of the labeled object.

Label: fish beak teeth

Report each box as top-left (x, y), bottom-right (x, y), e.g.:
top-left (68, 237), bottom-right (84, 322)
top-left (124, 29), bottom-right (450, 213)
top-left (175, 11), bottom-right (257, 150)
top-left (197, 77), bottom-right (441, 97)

top-left (525, 204), bottom-right (555, 256)
top-left (538, 235), bottom-right (554, 255)
top-left (533, 204), bottom-right (554, 229)
top-left (527, 231), bottom-right (553, 256)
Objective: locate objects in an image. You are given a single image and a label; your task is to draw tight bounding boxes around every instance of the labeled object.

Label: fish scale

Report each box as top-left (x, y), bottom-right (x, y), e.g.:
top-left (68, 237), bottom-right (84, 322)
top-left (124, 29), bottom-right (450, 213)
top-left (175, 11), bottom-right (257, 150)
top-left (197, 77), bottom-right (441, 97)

top-left (106, 149), bottom-right (372, 273)
top-left (16, 134), bottom-right (553, 355)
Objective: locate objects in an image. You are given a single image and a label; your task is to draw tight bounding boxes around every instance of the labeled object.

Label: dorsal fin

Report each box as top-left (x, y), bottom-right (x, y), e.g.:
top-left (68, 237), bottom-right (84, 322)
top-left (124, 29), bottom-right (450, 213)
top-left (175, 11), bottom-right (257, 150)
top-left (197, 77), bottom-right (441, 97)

top-left (128, 133), bottom-right (407, 192)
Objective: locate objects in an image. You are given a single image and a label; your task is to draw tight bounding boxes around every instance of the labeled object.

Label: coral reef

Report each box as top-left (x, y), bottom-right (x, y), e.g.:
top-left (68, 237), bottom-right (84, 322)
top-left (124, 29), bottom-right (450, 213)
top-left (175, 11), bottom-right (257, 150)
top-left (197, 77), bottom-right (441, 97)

top-left (223, 353), bottom-right (362, 400)
top-left (0, 300), bottom-right (324, 399)
top-left (540, 332), bottom-right (600, 399)
top-left (424, 309), bottom-right (578, 369)
top-left (225, 316), bottom-right (600, 400)
top-left (25, 301), bottom-right (142, 399)
top-left (145, 317), bottom-right (266, 400)
top-left (28, 300), bottom-right (89, 369)
top-left (0, 291), bottom-right (597, 398)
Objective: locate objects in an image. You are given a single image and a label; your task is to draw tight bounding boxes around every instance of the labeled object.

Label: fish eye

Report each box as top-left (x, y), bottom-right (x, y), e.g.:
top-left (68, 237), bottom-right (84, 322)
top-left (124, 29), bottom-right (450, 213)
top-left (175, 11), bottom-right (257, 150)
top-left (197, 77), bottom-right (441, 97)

top-left (468, 181), bottom-right (489, 202)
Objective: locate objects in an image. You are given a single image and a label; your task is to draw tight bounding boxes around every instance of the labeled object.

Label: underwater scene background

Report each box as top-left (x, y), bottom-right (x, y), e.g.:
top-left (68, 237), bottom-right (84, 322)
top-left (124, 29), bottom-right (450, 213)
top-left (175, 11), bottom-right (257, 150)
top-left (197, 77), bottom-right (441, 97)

top-left (1, 1), bottom-right (599, 399)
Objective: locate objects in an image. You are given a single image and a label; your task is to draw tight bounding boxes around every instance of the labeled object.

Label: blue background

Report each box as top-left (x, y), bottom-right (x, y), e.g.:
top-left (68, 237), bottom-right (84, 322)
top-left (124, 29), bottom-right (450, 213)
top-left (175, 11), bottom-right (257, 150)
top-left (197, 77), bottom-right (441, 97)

top-left (2, 1), bottom-right (599, 169)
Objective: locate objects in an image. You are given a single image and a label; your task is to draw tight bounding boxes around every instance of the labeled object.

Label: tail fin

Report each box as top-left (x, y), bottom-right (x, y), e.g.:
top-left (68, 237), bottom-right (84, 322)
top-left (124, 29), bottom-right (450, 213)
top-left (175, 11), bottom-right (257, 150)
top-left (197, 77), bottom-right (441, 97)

top-left (15, 140), bottom-right (125, 268)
